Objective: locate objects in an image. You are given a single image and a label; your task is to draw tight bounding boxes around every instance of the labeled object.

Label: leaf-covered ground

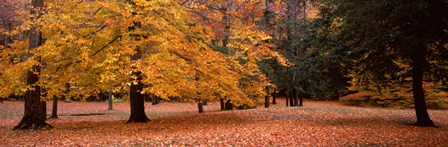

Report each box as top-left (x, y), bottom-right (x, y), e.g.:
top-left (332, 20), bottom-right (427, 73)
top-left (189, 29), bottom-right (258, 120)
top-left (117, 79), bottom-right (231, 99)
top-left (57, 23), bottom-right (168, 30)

top-left (1, 99), bottom-right (448, 146)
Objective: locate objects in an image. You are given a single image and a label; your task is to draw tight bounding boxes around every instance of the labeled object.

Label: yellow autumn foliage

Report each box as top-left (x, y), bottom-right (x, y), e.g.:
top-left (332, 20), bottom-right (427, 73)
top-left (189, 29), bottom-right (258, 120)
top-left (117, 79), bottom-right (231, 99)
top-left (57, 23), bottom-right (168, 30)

top-left (0, 0), bottom-right (285, 107)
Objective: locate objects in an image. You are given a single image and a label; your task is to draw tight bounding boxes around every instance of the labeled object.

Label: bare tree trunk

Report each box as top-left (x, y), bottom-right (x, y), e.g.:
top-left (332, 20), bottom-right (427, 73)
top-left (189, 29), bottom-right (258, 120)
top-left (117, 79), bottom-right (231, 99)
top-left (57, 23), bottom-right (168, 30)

top-left (14, 0), bottom-right (51, 130)
top-left (220, 98), bottom-right (225, 110)
top-left (225, 100), bottom-right (233, 110)
top-left (412, 46), bottom-right (434, 127)
top-left (289, 90), bottom-right (294, 107)
top-left (151, 93), bottom-right (158, 105)
top-left (294, 86), bottom-right (299, 107)
top-left (108, 85), bottom-right (113, 110)
top-left (198, 101), bottom-right (204, 113)
top-left (265, 86), bottom-right (270, 108)
top-left (272, 88), bottom-right (277, 104)
top-left (49, 96), bottom-right (58, 119)
top-left (128, 48), bottom-right (150, 123)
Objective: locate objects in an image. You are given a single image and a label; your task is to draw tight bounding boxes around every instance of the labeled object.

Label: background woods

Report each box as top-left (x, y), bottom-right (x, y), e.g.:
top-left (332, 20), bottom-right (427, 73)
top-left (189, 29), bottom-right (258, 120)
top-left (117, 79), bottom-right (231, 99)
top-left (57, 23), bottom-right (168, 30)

top-left (0, 0), bottom-right (447, 133)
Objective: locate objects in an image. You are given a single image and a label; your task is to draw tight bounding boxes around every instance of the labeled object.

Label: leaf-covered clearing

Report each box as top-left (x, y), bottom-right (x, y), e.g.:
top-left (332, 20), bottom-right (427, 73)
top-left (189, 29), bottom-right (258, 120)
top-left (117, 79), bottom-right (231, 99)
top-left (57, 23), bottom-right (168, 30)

top-left (1, 99), bottom-right (448, 146)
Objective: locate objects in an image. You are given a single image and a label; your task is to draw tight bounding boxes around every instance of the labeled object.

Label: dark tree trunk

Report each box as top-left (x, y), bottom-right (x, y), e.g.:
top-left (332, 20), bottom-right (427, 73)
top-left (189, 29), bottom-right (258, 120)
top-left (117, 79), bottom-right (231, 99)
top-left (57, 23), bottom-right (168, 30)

top-left (108, 87), bottom-right (113, 110)
top-left (201, 99), bottom-right (208, 106)
top-left (285, 95), bottom-right (289, 107)
top-left (299, 95), bottom-right (303, 106)
top-left (198, 102), bottom-right (204, 113)
top-left (289, 90), bottom-right (294, 107)
top-left (14, 0), bottom-right (51, 130)
top-left (220, 98), bottom-right (225, 110)
top-left (411, 47), bottom-right (434, 127)
top-left (151, 93), bottom-right (157, 105)
top-left (264, 96), bottom-right (270, 108)
top-left (14, 66), bottom-right (51, 130)
top-left (128, 67), bottom-right (149, 122)
top-left (293, 87), bottom-right (299, 107)
top-left (64, 83), bottom-right (70, 101)
top-left (265, 86), bottom-right (270, 108)
top-left (128, 71), bottom-right (149, 122)
top-left (225, 100), bottom-right (233, 110)
top-left (272, 91), bottom-right (277, 104)
top-left (49, 96), bottom-right (58, 119)
top-left (40, 100), bottom-right (47, 120)
top-left (128, 46), bottom-right (149, 122)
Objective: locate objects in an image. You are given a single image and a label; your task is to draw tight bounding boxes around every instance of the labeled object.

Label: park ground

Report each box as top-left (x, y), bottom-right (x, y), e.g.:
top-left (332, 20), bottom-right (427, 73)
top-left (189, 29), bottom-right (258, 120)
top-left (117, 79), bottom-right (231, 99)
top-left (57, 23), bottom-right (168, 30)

top-left (1, 98), bottom-right (448, 146)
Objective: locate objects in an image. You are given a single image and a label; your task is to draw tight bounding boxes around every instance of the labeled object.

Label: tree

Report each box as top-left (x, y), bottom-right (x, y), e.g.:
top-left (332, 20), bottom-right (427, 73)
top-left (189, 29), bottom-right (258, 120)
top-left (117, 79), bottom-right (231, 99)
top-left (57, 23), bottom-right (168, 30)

top-left (13, 0), bottom-right (52, 130)
top-left (323, 0), bottom-right (448, 126)
top-left (126, 0), bottom-right (149, 123)
top-left (1, 0), bottom-right (284, 128)
top-left (108, 84), bottom-right (113, 110)
top-left (49, 96), bottom-right (58, 119)
top-left (188, 0), bottom-right (284, 109)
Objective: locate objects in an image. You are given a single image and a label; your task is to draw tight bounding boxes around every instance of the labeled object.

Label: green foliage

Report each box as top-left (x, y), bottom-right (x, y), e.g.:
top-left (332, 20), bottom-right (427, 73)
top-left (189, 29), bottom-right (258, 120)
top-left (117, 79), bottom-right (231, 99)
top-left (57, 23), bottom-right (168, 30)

top-left (261, 0), bottom-right (350, 99)
top-left (321, 0), bottom-right (448, 86)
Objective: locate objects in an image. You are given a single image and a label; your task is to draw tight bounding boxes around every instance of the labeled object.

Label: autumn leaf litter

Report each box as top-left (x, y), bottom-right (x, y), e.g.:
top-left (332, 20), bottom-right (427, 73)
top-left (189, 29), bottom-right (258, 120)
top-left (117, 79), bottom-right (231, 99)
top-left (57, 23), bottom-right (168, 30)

top-left (1, 99), bottom-right (448, 146)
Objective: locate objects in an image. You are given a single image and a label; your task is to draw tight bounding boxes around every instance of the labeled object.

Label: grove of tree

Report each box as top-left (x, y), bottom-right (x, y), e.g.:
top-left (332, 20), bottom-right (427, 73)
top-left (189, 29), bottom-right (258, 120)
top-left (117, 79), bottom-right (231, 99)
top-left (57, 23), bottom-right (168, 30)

top-left (0, 0), bottom-right (447, 129)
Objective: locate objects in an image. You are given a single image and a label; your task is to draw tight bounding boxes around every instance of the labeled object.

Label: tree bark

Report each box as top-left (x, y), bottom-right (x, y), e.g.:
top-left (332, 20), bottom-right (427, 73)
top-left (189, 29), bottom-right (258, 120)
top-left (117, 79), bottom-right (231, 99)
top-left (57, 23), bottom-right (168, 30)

top-left (198, 102), bottom-right (204, 113)
top-left (412, 46), bottom-right (434, 127)
top-left (108, 86), bottom-right (113, 110)
top-left (14, 0), bottom-right (52, 130)
top-left (220, 98), bottom-right (225, 110)
top-left (289, 90), bottom-right (294, 107)
top-left (293, 86), bottom-right (299, 107)
top-left (49, 96), bottom-right (58, 119)
top-left (225, 100), bottom-right (233, 110)
top-left (265, 86), bottom-right (270, 108)
top-left (128, 49), bottom-right (150, 122)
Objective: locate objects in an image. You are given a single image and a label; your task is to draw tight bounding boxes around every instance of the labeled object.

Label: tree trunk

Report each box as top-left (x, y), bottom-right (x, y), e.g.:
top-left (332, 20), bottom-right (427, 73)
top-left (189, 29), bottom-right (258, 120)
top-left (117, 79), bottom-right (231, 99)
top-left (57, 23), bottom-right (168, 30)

top-left (108, 86), bottom-right (113, 110)
top-left (128, 45), bottom-right (149, 122)
top-left (49, 96), bottom-right (58, 119)
top-left (293, 86), bottom-right (299, 107)
top-left (289, 90), bottom-right (294, 107)
top-left (151, 93), bottom-right (157, 105)
top-left (14, 0), bottom-right (51, 130)
top-left (286, 95), bottom-right (289, 107)
top-left (128, 61), bottom-right (149, 122)
top-left (14, 66), bottom-right (51, 129)
top-left (198, 102), bottom-right (204, 113)
top-left (64, 83), bottom-right (70, 101)
top-left (128, 70), bottom-right (150, 122)
top-left (272, 91), bottom-right (277, 104)
top-left (265, 86), bottom-right (270, 108)
top-left (225, 100), bottom-right (233, 110)
top-left (220, 98), bottom-right (225, 110)
top-left (412, 46), bottom-right (434, 127)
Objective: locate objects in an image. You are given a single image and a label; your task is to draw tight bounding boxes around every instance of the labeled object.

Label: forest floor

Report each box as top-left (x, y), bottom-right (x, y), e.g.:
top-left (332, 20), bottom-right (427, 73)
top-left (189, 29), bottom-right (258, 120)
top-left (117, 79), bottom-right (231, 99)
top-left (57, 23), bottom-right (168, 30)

top-left (1, 98), bottom-right (448, 146)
